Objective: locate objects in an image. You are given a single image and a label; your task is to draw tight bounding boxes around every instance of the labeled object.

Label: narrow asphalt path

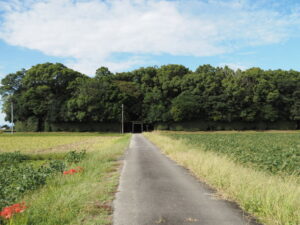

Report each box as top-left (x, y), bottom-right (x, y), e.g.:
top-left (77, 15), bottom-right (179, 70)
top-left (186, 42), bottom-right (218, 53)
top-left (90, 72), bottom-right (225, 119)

top-left (113, 134), bottom-right (258, 225)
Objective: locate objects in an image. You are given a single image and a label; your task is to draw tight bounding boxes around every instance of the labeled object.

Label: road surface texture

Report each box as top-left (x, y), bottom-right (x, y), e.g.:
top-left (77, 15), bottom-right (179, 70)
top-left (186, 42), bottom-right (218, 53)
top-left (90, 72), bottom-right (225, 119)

top-left (113, 134), bottom-right (259, 225)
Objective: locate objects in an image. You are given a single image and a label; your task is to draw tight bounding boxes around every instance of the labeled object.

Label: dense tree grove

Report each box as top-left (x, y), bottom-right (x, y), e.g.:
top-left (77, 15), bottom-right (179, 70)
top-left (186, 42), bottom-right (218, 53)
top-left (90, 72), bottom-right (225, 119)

top-left (1, 63), bottom-right (299, 131)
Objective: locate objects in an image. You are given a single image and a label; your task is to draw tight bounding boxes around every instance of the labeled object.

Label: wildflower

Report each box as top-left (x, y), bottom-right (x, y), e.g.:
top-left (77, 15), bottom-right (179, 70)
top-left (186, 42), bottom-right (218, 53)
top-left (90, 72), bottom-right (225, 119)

top-left (12, 203), bottom-right (26, 213)
top-left (0, 202), bottom-right (26, 219)
top-left (63, 167), bottom-right (84, 175)
top-left (0, 207), bottom-right (13, 219)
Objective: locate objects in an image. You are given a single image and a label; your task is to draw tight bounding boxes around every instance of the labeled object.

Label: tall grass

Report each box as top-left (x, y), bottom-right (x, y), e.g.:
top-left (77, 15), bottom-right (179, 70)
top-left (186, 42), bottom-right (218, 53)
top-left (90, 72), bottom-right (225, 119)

top-left (144, 132), bottom-right (300, 225)
top-left (12, 134), bottom-right (130, 225)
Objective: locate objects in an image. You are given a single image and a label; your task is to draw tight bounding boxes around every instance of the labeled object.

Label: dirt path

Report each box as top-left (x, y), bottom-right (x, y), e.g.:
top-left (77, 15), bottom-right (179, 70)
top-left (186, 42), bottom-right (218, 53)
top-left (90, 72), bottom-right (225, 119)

top-left (113, 134), bottom-right (259, 225)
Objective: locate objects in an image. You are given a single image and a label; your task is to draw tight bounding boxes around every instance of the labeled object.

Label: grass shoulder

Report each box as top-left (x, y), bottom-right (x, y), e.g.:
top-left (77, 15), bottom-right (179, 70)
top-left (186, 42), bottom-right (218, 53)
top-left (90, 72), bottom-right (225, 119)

top-left (2, 134), bottom-right (130, 225)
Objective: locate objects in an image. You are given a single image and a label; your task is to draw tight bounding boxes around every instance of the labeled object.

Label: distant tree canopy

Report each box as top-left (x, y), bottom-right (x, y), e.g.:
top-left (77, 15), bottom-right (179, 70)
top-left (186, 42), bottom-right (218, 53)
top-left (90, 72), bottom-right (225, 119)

top-left (1, 63), bottom-right (300, 131)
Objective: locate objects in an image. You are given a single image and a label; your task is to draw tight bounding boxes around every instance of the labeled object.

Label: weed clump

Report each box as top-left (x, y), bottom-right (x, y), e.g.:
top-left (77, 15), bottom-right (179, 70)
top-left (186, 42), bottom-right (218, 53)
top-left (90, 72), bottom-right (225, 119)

top-left (65, 150), bottom-right (86, 164)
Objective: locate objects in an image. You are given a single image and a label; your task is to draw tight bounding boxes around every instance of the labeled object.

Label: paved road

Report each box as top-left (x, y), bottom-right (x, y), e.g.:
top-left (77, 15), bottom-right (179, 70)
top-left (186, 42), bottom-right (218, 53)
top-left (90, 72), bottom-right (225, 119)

top-left (113, 134), bottom-right (259, 225)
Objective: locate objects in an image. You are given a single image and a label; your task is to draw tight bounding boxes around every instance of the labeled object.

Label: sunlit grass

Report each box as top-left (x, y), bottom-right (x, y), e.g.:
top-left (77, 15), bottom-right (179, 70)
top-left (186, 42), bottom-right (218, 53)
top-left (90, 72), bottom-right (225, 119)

top-left (0, 132), bottom-right (122, 136)
top-left (0, 132), bottom-right (122, 154)
top-left (0, 136), bottom-right (91, 153)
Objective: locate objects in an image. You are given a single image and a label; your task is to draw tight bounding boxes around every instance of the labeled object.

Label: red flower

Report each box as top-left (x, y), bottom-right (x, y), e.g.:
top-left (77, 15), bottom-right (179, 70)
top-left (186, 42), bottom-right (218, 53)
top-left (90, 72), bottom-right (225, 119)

top-left (0, 207), bottom-right (13, 219)
top-left (63, 167), bottom-right (84, 175)
top-left (0, 202), bottom-right (26, 219)
top-left (12, 203), bottom-right (26, 213)
top-left (69, 169), bottom-right (77, 174)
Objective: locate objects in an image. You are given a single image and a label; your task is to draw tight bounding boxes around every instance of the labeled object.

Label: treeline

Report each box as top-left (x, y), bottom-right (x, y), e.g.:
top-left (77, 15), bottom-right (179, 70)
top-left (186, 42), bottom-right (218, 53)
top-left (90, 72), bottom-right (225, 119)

top-left (0, 63), bottom-right (299, 131)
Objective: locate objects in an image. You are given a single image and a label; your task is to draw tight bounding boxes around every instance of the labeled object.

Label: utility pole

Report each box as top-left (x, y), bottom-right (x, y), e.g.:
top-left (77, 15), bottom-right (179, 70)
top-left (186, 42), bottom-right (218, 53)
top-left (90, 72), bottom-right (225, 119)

top-left (121, 104), bottom-right (124, 134)
top-left (11, 101), bottom-right (14, 134)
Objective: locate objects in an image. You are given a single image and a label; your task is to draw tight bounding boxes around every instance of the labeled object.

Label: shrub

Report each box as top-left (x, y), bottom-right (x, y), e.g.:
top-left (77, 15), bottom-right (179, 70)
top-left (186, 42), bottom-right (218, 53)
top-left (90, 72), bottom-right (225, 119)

top-left (0, 152), bottom-right (29, 164)
top-left (0, 155), bottom-right (67, 211)
top-left (156, 120), bottom-right (298, 131)
top-left (49, 160), bottom-right (66, 173)
top-left (15, 117), bottom-right (39, 132)
top-left (50, 122), bottom-right (120, 132)
top-left (0, 163), bottom-right (61, 210)
top-left (154, 123), bottom-right (169, 130)
top-left (65, 150), bottom-right (86, 164)
top-left (267, 121), bottom-right (297, 130)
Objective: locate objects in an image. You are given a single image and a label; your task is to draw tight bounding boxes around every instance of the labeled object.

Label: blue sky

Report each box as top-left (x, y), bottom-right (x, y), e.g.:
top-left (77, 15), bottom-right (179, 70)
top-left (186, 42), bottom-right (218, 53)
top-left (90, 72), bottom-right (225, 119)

top-left (0, 0), bottom-right (300, 125)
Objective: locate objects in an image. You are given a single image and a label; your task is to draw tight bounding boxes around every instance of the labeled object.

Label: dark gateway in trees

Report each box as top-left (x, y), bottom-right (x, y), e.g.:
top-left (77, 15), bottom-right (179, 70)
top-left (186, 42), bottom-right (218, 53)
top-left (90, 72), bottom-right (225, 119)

top-left (1, 63), bottom-right (299, 132)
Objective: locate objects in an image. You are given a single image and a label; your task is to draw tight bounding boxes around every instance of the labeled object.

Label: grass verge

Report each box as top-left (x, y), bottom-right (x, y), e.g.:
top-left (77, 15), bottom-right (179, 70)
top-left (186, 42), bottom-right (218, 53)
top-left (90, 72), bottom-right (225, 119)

top-left (12, 134), bottom-right (130, 225)
top-left (144, 132), bottom-right (300, 225)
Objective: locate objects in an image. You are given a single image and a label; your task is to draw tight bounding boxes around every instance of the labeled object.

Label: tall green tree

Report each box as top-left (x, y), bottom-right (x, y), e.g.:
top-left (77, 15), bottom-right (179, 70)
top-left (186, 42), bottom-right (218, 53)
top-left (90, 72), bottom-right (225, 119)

top-left (1, 62), bottom-right (299, 130)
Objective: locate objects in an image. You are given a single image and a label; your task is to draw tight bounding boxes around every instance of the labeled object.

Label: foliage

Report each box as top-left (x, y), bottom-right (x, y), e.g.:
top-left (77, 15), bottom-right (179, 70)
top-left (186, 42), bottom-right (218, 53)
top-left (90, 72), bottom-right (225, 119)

top-left (15, 117), bottom-right (39, 132)
top-left (48, 160), bottom-right (66, 173)
top-left (1, 63), bottom-right (300, 130)
top-left (0, 161), bottom-right (65, 211)
top-left (170, 93), bottom-right (202, 122)
top-left (65, 150), bottom-right (86, 164)
top-left (0, 63), bottom-right (85, 129)
top-left (0, 149), bottom-right (86, 212)
top-left (0, 152), bottom-right (29, 164)
top-left (49, 122), bottom-right (120, 132)
top-left (167, 132), bottom-right (300, 175)
top-left (165, 120), bottom-right (297, 131)
top-left (0, 202), bottom-right (27, 220)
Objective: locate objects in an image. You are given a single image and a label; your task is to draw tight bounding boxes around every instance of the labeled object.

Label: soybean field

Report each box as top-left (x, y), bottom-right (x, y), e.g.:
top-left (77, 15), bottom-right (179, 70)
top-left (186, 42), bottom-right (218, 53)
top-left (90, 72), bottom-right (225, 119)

top-left (166, 132), bottom-right (300, 176)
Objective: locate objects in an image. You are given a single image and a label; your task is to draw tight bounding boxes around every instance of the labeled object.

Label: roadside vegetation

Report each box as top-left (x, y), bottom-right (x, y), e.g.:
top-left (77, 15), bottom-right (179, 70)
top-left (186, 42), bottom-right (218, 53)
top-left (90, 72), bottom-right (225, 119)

top-left (144, 132), bottom-right (300, 225)
top-left (0, 133), bottom-right (130, 225)
top-left (167, 132), bottom-right (300, 176)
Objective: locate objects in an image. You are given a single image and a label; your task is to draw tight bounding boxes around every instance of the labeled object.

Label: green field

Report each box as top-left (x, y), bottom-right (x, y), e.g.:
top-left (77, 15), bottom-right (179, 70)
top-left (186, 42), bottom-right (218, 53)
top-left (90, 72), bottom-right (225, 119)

top-left (166, 132), bottom-right (300, 176)
top-left (0, 132), bottom-right (130, 225)
top-left (145, 131), bottom-right (300, 225)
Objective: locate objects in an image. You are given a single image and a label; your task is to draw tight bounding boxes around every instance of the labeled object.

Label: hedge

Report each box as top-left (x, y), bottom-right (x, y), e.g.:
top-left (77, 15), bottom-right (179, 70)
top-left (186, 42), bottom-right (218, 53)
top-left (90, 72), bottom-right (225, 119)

top-left (155, 120), bottom-right (298, 131)
top-left (15, 121), bottom-right (120, 132)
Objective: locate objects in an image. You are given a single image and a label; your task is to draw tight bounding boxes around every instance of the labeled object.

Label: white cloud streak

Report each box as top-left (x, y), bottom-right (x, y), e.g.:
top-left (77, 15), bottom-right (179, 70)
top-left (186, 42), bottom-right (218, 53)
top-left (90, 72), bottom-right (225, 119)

top-left (219, 62), bottom-right (250, 71)
top-left (0, 0), bottom-right (299, 74)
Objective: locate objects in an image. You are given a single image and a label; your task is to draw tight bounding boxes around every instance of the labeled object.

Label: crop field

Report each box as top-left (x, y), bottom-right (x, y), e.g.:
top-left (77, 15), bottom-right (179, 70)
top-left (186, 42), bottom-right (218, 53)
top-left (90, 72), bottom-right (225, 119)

top-left (145, 131), bottom-right (300, 225)
top-left (166, 132), bottom-right (300, 176)
top-left (0, 132), bottom-right (130, 225)
top-left (0, 132), bottom-right (121, 154)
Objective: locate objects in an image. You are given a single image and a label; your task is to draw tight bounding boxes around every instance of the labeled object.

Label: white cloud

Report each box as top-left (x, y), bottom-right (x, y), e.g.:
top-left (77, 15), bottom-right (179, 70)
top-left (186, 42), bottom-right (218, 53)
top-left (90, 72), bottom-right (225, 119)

top-left (219, 62), bottom-right (250, 71)
top-left (0, 0), bottom-right (299, 74)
